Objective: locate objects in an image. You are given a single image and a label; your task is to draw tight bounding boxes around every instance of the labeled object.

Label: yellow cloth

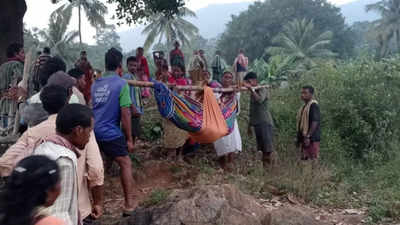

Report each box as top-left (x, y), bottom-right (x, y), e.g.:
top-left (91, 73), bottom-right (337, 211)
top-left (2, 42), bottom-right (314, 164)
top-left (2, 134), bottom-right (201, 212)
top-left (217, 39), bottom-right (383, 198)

top-left (296, 99), bottom-right (318, 137)
top-left (162, 119), bottom-right (188, 149)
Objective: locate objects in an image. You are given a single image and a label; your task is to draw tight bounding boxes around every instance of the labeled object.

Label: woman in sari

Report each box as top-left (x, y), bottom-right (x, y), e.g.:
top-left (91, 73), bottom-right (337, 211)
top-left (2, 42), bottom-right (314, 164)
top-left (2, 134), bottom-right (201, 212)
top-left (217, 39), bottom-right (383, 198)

top-left (213, 71), bottom-right (242, 171)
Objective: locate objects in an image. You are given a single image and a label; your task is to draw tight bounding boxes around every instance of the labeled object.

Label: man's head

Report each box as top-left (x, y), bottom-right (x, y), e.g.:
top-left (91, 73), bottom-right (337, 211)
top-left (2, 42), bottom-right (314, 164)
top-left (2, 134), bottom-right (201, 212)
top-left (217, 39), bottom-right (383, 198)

top-left (43, 47), bottom-right (51, 55)
top-left (244, 72), bottom-right (258, 87)
top-left (199, 50), bottom-right (205, 56)
top-left (193, 50), bottom-right (198, 55)
top-left (68, 68), bottom-right (86, 91)
top-left (80, 51), bottom-right (87, 58)
top-left (47, 71), bottom-right (76, 98)
top-left (126, 56), bottom-right (138, 74)
top-left (216, 50), bottom-right (221, 56)
top-left (39, 56), bottom-right (67, 87)
top-left (56, 104), bottom-right (93, 150)
top-left (6, 43), bottom-right (24, 61)
top-left (301, 85), bottom-right (314, 102)
top-left (105, 48), bottom-right (123, 73)
top-left (136, 47), bottom-right (144, 57)
top-left (222, 71), bottom-right (234, 87)
top-left (174, 41), bottom-right (180, 49)
top-left (239, 49), bottom-right (244, 54)
top-left (172, 64), bottom-right (185, 78)
top-left (40, 85), bottom-right (69, 115)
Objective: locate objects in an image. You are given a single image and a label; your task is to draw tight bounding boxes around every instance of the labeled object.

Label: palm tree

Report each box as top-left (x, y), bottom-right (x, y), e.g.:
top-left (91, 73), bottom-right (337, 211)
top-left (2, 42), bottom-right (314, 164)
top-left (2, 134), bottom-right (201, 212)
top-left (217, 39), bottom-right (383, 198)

top-left (267, 19), bottom-right (336, 68)
top-left (366, 0), bottom-right (400, 58)
top-left (54, 0), bottom-right (107, 45)
top-left (142, 7), bottom-right (199, 50)
top-left (39, 4), bottom-right (79, 65)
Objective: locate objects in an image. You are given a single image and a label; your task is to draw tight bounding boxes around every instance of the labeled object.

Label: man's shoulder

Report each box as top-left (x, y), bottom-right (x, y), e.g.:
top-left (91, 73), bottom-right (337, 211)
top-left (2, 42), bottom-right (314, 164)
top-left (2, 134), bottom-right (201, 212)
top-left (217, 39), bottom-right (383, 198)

top-left (34, 142), bottom-right (76, 161)
top-left (0, 61), bottom-right (22, 71)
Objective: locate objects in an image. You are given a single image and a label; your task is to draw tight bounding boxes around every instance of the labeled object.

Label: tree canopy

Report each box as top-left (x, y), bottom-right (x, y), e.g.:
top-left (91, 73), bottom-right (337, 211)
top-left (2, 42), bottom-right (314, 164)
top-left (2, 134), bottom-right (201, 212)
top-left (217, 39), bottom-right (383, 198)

top-left (267, 19), bottom-right (336, 69)
top-left (217, 0), bottom-right (355, 63)
top-left (106, 0), bottom-right (185, 25)
top-left (366, 0), bottom-right (400, 58)
top-left (142, 7), bottom-right (198, 50)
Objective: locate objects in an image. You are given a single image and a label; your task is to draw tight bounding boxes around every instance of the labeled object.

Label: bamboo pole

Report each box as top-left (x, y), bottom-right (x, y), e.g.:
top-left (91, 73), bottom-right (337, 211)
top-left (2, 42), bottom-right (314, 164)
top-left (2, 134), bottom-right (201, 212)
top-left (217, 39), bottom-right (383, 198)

top-left (126, 80), bottom-right (270, 92)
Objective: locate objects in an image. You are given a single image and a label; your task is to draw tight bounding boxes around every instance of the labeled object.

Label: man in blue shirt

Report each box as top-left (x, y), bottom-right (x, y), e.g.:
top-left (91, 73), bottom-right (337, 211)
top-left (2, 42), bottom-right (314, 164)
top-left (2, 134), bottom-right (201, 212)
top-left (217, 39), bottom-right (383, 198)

top-left (91, 48), bottom-right (136, 214)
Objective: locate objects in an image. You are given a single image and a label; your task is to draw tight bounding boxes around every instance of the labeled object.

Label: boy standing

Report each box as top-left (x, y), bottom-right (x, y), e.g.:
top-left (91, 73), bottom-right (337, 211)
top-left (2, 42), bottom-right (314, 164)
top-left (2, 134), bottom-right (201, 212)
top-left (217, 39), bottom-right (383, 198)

top-left (123, 56), bottom-right (144, 145)
top-left (244, 72), bottom-right (275, 168)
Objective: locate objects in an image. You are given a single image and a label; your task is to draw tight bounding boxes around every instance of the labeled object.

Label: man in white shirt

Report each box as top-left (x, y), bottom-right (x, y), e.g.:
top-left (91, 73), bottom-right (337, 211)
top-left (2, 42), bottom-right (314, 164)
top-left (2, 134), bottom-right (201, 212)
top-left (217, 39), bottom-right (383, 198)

top-left (34, 103), bottom-right (94, 225)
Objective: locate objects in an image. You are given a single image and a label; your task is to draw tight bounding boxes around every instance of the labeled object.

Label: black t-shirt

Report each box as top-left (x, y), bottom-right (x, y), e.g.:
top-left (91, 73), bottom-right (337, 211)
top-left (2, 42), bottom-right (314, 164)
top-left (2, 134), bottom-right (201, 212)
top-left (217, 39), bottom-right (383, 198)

top-left (309, 103), bottom-right (321, 142)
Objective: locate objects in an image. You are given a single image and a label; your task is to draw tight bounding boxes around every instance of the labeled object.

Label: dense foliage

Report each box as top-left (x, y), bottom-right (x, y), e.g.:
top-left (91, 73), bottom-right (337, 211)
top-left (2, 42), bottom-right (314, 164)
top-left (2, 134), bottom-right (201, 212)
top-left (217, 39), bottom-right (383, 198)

top-left (105, 0), bottom-right (184, 25)
top-left (217, 0), bottom-right (355, 63)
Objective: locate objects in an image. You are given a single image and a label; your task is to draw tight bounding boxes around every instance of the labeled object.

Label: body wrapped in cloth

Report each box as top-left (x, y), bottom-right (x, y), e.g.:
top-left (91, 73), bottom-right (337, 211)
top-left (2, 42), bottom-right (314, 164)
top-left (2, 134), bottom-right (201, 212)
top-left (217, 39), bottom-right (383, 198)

top-left (153, 81), bottom-right (238, 143)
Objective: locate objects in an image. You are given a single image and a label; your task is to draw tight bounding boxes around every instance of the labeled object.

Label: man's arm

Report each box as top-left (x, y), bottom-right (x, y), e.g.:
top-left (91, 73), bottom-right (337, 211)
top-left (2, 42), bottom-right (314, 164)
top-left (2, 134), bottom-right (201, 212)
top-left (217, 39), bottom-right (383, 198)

top-left (90, 185), bottom-right (104, 219)
top-left (121, 107), bottom-right (134, 152)
top-left (0, 132), bottom-right (30, 177)
top-left (249, 87), bottom-right (268, 103)
top-left (307, 103), bottom-right (320, 138)
top-left (120, 83), bottom-right (134, 152)
top-left (85, 132), bottom-right (104, 218)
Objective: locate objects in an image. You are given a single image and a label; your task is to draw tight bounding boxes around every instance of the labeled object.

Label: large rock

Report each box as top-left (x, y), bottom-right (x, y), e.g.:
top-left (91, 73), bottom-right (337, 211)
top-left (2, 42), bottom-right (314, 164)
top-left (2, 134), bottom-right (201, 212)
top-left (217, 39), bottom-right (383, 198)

top-left (104, 184), bottom-right (326, 225)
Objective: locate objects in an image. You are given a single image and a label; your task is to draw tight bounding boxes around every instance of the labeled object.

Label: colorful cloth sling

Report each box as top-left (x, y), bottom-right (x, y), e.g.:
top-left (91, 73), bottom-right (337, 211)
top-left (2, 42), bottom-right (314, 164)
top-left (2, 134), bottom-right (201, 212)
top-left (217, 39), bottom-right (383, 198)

top-left (153, 81), bottom-right (238, 143)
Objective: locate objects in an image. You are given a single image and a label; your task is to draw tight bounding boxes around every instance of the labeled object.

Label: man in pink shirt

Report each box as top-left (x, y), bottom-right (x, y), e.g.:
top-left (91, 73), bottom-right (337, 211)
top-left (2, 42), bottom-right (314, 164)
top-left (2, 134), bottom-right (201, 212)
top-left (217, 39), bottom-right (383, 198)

top-left (0, 85), bottom-right (104, 224)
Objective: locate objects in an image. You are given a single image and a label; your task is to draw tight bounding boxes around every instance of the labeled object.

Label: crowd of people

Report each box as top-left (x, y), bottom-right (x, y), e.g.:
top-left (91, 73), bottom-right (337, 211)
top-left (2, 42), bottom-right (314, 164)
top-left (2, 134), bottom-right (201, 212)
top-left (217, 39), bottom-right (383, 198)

top-left (0, 41), bottom-right (320, 225)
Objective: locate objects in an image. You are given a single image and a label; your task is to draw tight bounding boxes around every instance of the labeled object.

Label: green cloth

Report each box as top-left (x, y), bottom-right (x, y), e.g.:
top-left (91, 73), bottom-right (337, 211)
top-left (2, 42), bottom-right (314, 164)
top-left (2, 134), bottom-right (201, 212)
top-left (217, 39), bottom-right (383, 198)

top-left (119, 83), bottom-right (132, 108)
top-left (0, 60), bottom-right (24, 115)
top-left (211, 55), bottom-right (227, 82)
top-left (249, 87), bottom-right (274, 126)
top-left (102, 71), bottom-right (132, 108)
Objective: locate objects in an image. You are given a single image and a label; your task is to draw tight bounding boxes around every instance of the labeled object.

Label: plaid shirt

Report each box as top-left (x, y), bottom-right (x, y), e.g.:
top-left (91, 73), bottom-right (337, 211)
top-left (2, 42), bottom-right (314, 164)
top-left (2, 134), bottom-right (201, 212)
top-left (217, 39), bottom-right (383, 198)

top-left (0, 60), bottom-right (24, 116)
top-left (34, 141), bottom-right (79, 225)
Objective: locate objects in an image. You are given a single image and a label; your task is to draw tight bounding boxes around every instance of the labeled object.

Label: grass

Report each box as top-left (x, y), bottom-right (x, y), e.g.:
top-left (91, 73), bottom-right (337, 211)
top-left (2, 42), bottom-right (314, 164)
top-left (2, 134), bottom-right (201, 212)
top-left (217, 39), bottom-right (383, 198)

top-left (136, 84), bottom-right (400, 223)
top-left (142, 189), bottom-right (170, 207)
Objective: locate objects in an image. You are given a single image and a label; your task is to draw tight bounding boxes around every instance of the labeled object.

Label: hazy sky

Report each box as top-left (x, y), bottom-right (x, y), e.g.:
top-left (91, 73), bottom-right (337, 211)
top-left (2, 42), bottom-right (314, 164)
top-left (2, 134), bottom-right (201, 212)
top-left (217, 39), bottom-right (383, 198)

top-left (25, 0), bottom-right (355, 43)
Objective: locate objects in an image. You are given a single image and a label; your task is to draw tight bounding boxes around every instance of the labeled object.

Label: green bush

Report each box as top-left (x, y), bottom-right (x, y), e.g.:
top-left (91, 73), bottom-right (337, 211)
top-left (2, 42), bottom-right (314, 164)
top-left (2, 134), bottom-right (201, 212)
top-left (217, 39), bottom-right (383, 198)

top-left (267, 57), bottom-right (400, 221)
top-left (270, 57), bottom-right (400, 167)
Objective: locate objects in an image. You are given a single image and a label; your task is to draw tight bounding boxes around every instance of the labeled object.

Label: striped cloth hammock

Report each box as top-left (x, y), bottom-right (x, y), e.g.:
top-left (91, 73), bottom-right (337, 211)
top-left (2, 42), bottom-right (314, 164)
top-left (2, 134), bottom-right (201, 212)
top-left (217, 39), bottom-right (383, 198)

top-left (153, 81), bottom-right (238, 143)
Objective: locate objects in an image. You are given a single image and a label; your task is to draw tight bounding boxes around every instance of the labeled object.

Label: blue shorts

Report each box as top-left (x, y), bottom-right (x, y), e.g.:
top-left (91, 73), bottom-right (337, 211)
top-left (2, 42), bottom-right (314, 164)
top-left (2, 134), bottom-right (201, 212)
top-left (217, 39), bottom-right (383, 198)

top-left (97, 136), bottom-right (128, 159)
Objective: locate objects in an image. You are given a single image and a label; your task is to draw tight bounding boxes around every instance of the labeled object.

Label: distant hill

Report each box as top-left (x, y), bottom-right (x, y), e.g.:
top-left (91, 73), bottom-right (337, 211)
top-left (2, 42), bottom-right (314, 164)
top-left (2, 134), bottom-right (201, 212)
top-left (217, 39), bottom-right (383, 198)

top-left (119, 0), bottom-right (382, 51)
top-left (340, 0), bottom-right (380, 24)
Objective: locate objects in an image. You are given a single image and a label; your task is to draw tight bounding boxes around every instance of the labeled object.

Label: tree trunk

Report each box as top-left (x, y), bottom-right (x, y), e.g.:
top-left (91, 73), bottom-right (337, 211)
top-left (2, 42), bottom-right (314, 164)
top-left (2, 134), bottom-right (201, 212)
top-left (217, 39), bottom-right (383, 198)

top-left (396, 29), bottom-right (400, 54)
top-left (78, 0), bottom-right (82, 45)
top-left (0, 0), bottom-right (27, 65)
